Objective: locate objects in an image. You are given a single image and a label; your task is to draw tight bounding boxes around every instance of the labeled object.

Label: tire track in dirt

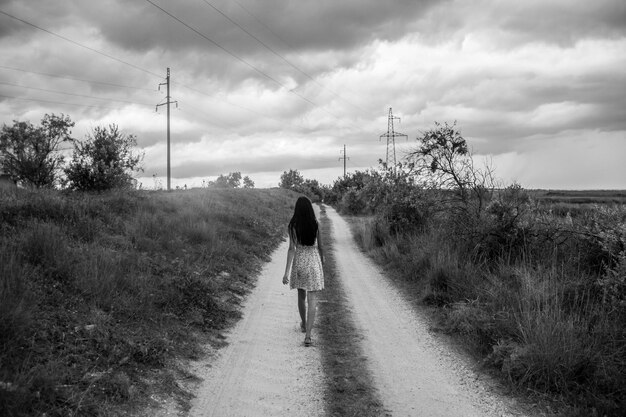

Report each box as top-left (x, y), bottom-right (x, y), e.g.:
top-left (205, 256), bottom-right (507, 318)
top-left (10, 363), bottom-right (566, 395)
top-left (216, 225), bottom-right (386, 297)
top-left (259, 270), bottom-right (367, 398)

top-left (326, 207), bottom-right (529, 417)
top-left (188, 240), bottom-right (325, 417)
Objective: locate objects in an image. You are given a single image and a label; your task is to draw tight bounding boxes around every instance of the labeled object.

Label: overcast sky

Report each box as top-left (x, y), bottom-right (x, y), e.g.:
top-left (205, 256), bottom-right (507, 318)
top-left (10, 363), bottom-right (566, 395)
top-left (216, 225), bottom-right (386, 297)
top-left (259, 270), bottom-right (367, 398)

top-left (1, 0), bottom-right (625, 189)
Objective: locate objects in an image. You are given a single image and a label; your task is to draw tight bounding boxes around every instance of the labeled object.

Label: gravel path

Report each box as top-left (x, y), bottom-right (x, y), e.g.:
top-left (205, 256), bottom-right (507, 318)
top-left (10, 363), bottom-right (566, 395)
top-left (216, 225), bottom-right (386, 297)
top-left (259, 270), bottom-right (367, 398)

top-left (188, 239), bottom-right (325, 417)
top-left (326, 206), bottom-right (529, 417)
top-left (187, 205), bottom-right (533, 417)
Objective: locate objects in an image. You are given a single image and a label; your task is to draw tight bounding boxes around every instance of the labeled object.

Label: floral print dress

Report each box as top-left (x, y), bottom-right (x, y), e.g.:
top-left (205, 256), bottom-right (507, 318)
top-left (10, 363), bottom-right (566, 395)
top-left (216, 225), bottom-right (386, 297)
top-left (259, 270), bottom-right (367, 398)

top-left (289, 237), bottom-right (324, 291)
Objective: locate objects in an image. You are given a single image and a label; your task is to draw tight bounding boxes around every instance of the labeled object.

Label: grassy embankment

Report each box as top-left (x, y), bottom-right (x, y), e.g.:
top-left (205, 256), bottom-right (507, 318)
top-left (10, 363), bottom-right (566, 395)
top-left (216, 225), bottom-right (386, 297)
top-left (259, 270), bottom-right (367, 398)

top-left (316, 205), bottom-right (386, 417)
top-left (0, 187), bottom-right (296, 416)
top-left (345, 190), bottom-right (625, 417)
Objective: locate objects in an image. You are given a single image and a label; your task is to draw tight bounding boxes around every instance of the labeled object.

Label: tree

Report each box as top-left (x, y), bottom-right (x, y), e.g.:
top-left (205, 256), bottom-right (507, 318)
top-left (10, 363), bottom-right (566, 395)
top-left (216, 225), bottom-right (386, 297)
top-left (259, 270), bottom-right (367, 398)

top-left (301, 178), bottom-right (324, 202)
top-left (211, 172), bottom-right (243, 188)
top-left (65, 124), bottom-right (143, 191)
top-left (279, 169), bottom-right (304, 190)
top-left (279, 169), bottom-right (327, 200)
top-left (411, 122), bottom-right (469, 190)
top-left (243, 175), bottom-right (255, 188)
top-left (408, 122), bottom-right (494, 215)
top-left (227, 171), bottom-right (242, 188)
top-left (0, 113), bottom-right (74, 188)
top-left (328, 169), bottom-right (378, 204)
top-left (211, 174), bottom-right (228, 188)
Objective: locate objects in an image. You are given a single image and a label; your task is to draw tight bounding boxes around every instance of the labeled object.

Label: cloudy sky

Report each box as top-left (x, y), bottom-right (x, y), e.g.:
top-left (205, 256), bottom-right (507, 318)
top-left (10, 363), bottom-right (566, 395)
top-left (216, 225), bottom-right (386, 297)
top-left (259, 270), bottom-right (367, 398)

top-left (1, 0), bottom-right (625, 189)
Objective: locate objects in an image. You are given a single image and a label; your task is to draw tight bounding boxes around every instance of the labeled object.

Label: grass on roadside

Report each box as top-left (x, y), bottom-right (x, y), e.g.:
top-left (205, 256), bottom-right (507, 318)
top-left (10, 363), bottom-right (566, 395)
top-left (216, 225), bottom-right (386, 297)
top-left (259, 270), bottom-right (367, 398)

top-left (0, 187), bottom-right (297, 416)
top-left (348, 214), bottom-right (625, 417)
top-left (316, 206), bottom-right (388, 417)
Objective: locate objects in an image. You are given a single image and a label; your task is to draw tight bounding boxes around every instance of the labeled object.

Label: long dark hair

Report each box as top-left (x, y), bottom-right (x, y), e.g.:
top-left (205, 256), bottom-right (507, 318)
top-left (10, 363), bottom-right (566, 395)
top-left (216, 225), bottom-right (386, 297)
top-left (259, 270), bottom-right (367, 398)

top-left (288, 196), bottom-right (318, 246)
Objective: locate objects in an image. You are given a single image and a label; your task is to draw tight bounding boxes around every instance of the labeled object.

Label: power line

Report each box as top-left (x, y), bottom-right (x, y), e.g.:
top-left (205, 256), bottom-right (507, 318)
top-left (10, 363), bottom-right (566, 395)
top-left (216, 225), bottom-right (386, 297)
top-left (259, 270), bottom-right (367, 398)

top-left (0, 62), bottom-right (252, 128)
top-left (143, 0), bottom-right (319, 109)
top-left (232, 0), bottom-right (292, 50)
top-left (0, 93), bottom-right (127, 111)
top-left (200, 0), bottom-right (367, 113)
top-left (0, 5), bottom-right (345, 132)
top-left (0, 64), bottom-right (273, 127)
top-left (144, 1), bottom-right (282, 87)
top-left (200, 0), bottom-right (310, 81)
top-left (0, 7), bottom-right (304, 129)
top-left (0, 81), bottom-right (154, 107)
top-left (0, 9), bottom-right (162, 79)
top-left (171, 81), bottom-right (279, 122)
top-left (0, 65), bottom-right (156, 91)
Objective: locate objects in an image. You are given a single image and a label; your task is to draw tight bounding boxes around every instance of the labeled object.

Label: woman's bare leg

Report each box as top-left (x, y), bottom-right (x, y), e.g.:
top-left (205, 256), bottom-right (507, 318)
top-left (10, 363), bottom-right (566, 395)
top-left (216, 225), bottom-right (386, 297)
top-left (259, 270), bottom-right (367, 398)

top-left (305, 291), bottom-right (318, 339)
top-left (297, 289), bottom-right (306, 329)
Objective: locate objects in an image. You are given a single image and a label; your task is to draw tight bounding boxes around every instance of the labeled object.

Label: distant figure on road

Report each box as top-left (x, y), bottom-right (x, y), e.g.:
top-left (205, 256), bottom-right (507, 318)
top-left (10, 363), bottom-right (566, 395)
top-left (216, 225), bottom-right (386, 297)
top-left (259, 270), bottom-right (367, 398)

top-left (282, 196), bottom-right (325, 347)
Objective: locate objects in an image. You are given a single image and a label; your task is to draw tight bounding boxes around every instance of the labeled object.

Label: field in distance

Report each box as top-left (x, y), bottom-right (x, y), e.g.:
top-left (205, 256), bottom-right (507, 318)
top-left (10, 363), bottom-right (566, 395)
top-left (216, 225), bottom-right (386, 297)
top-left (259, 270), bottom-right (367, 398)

top-left (530, 189), bottom-right (626, 205)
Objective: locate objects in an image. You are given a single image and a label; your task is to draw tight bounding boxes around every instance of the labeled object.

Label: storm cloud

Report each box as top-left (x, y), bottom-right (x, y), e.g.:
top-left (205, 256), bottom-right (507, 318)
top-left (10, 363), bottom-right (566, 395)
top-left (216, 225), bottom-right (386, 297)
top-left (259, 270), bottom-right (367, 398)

top-left (0, 0), bottom-right (624, 189)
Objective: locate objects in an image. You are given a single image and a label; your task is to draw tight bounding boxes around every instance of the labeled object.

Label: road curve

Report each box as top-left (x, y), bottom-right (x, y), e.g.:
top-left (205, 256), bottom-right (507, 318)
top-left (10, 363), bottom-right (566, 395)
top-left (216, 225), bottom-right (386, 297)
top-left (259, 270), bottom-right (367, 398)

top-left (326, 206), bottom-right (526, 417)
top-left (188, 239), bottom-right (325, 417)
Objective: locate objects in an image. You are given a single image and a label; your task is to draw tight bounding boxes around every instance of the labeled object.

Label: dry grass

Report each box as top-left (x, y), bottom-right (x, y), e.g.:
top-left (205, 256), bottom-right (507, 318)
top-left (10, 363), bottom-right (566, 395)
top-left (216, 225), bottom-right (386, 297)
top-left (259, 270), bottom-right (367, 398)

top-left (347, 208), bottom-right (625, 417)
top-left (0, 187), bottom-right (297, 416)
top-left (316, 206), bottom-right (387, 417)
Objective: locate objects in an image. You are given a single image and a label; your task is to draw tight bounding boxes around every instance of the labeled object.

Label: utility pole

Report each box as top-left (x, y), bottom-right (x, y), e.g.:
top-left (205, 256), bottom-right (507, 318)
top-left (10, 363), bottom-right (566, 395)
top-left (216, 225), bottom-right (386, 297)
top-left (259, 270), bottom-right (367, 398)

top-left (156, 68), bottom-right (177, 191)
top-left (339, 144), bottom-right (349, 178)
top-left (379, 107), bottom-right (407, 172)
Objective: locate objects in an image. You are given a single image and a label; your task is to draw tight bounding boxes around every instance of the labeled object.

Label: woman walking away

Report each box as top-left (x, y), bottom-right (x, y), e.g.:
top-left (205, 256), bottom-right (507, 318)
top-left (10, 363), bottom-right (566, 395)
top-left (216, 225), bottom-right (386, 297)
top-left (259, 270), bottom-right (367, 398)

top-left (282, 196), bottom-right (324, 347)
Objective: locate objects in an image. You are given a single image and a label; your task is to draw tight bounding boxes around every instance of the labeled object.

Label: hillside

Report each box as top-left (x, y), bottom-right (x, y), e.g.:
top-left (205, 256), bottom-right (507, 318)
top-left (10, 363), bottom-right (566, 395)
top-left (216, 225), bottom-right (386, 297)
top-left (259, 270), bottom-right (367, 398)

top-left (0, 187), bottom-right (297, 416)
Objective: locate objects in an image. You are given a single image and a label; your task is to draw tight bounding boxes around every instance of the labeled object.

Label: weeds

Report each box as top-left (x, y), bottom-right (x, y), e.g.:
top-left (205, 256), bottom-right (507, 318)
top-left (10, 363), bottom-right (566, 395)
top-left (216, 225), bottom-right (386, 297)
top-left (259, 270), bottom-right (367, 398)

top-left (326, 124), bottom-right (624, 415)
top-left (0, 187), bottom-right (296, 416)
top-left (347, 197), bottom-right (625, 415)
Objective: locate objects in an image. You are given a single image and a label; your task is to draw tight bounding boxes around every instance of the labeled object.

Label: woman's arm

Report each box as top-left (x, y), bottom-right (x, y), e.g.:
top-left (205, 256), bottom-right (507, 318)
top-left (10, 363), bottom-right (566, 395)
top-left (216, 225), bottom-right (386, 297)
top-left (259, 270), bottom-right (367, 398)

top-left (317, 228), bottom-right (324, 266)
top-left (283, 230), bottom-right (296, 284)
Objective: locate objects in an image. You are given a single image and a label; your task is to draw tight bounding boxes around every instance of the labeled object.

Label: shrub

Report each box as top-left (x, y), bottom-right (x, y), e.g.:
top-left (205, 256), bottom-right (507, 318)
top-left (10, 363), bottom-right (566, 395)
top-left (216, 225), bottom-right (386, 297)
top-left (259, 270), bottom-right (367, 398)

top-left (210, 172), bottom-right (242, 188)
top-left (65, 124), bottom-right (143, 191)
top-left (339, 188), bottom-right (366, 214)
top-left (351, 185), bottom-right (626, 414)
top-left (376, 187), bottom-right (430, 234)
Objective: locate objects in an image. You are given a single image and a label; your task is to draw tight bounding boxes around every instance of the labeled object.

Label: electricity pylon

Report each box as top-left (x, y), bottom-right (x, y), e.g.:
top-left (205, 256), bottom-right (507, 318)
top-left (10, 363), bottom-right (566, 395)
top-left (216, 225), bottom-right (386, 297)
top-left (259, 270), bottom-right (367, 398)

top-left (156, 68), bottom-right (178, 191)
top-left (379, 107), bottom-right (407, 171)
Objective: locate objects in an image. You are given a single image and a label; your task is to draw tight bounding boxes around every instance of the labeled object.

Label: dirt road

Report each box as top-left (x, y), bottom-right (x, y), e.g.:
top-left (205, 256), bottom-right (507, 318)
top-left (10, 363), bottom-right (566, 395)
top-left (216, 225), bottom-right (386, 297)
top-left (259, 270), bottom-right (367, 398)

top-left (188, 206), bottom-right (528, 416)
top-left (188, 239), bottom-right (325, 417)
top-left (326, 207), bottom-right (525, 417)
